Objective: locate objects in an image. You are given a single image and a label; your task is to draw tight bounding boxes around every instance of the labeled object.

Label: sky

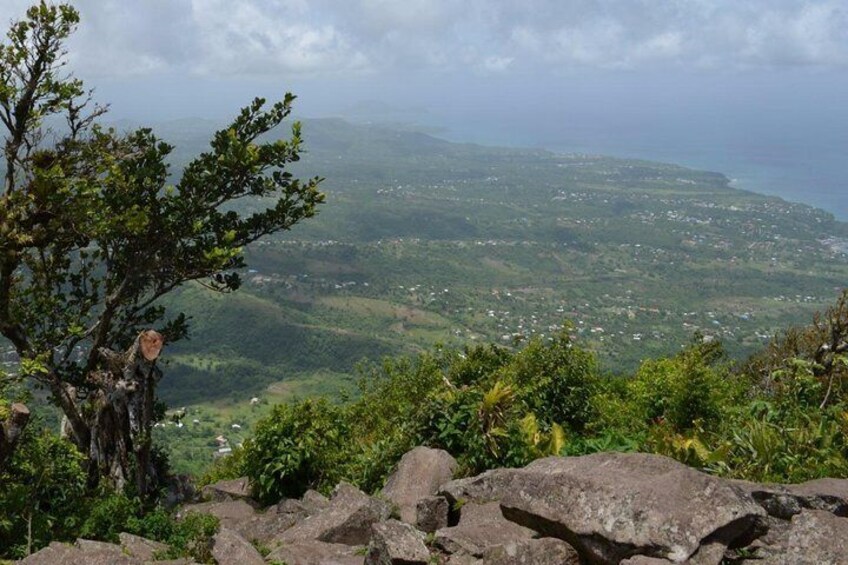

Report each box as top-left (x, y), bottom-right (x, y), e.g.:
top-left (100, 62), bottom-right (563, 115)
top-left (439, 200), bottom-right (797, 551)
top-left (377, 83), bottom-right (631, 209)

top-left (2, 0), bottom-right (847, 217)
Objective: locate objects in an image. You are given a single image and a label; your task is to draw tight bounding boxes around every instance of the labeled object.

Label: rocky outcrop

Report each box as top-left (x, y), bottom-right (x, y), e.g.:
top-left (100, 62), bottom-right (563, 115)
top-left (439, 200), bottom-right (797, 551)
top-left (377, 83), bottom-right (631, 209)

top-left (440, 452), bottom-right (766, 564)
top-left (415, 495), bottom-right (449, 532)
top-left (734, 477), bottom-right (848, 520)
top-left (276, 482), bottom-right (392, 546)
top-left (118, 532), bottom-right (169, 561)
top-left (211, 528), bottom-right (265, 565)
top-left (202, 477), bottom-right (254, 504)
top-left (746, 509), bottom-right (848, 564)
top-left (18, 447), bottom-right (848, 565)
top-left (365, 519), bottom-right (430, 564)
top-left (482, 538), bottom-right (581, 565)
top-left (381, 446), bottom-right (457, 524)
top-left (266, 540), bottom-right (364, 565)
top-left (433, 502), bottom-right (536, 558)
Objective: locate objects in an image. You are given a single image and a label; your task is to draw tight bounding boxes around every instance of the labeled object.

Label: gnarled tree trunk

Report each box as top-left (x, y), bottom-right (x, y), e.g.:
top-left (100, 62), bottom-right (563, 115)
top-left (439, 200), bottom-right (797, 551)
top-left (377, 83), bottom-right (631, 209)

top-left (87, 330), bottom-right (164, 496)
top-left (0, 402), bottom-right (30, 469)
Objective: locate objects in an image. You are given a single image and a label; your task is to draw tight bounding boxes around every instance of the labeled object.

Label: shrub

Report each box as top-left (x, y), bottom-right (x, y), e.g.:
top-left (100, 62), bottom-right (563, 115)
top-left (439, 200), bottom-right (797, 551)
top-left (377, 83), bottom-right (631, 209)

top-left (243, 398), bottom-right (351, 504)
top-left (0, 428), bottom-right (87, 558)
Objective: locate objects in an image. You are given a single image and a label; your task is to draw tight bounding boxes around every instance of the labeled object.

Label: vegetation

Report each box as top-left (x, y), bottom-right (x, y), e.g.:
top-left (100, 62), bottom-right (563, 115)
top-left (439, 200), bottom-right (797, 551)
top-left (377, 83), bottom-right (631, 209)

top-left (197, 290), bottom-right (848, 505)
top-left (0, 1), bottom-right (322, 494)
top-left (1, 1), bottom-right (847, 560)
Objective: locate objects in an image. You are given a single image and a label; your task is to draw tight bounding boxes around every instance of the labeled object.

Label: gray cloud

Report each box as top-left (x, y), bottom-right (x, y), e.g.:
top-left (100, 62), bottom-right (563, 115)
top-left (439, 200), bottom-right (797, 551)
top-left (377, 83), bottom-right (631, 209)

top-left (2, 0), bottom-right (847, 78)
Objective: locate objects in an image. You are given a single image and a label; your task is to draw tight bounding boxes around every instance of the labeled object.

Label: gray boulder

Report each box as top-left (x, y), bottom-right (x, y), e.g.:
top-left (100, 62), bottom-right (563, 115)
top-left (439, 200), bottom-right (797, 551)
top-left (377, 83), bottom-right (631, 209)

top-left (365, 519), bottom-right (430, 565)
top-left (266, 540), bottom-right (365, 564)
top-left (302, 489), bottom-right (331, 515)
top-left (434, 502), bottom-right (536, 557)
top-left (201, 477), bottom-right (254, 504)
top-left (757, 509), bottom-right (848, 564)
top-left (736, 477), bottom-right (848, 519)
top-left (482, 538), bottom-right (580, 564)
top-left (619, 558), bottom-right (675, 565)
top-left (18, 540), bottom-right (141, 565)
top-left (382, 447), bottom-right (457, 524)
top-left (440, 453), bottom-right (766, 564)
top-left (118, 532), bottom-right (169, 560)
top-left (277, 482), bottom-right (391, 546)
top-left (178, 499), bottom-right (257, 528)
top-left (211, 527), bottom-right (265, 565)
top-left (416, 495), bottom-right (449, 533)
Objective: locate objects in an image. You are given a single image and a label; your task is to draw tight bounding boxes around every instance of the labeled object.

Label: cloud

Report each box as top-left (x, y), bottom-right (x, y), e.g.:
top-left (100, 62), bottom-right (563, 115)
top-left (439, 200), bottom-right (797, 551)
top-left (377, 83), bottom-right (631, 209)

top-left (1, 0), bottom-right (846, 79)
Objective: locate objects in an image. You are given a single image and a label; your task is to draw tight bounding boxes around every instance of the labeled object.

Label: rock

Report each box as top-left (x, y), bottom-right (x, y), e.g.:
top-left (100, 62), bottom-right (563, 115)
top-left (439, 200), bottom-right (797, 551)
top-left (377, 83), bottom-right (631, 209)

top-left (433, 502), bottom-right (536, 557)
top-left (266, 540), bottom-right (365, 564)
top-left (179, 499), bottom-right (257, 525)
top-left (182, 496), bottom-right (301, 545)
top-left (619, 558), bottom-right (675, 565)
top-left (18, 540), bottom-right (142, 564)
top-left (440, 453), bottom-right (766, 564)
top-left (201, 477), bottom-right (254, 504)
top-left (277, 482), bottom-right (391, 546)
top-left (211, 527), bottom-right (265, 565)
top-left (277, 498), bottom-right (310, 517)
top-left (382, 447), bottom-right (457, 524)
top-left (365, 519), bottom-right (430, 565)
top-left (17, 542), bottom-right (89, 565)
top-left (445, 554), bottom-right (482, 565)
top-left (758, 509), bottom-right (848, 564)
top-left (687, 540), bottom-right (729, 565)
top-left (416, 495), bottom-right (449, 533)
top-left (302, 489), bottom-right (331, 515)
top-left (456, 501), bottom-right (501, 526)
top-left (178, 499), bottom-right (258, 539)
top-left (482, 538), bottom-right (580, 565)
top-left (737, 477), bottom-right (848, 519)
top-left (118, 532), bottom-right (169, 560)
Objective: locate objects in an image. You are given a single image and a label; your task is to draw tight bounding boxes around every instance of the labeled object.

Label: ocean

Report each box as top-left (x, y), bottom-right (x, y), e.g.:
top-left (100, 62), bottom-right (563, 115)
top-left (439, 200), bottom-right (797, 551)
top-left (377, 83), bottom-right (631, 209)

top-left (416, 72), bottom-right (848, 222)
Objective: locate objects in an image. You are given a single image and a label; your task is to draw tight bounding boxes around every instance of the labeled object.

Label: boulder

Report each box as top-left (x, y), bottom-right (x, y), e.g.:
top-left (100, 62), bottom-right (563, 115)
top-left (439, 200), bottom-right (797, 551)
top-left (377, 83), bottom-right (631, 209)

top-left (276, 482), bottom-right (391, 546)
top-left (19, 540), bottom-right (142, 565)
top-left (181, 496), bottom-right (302, 545)
top-left (118, 532), bottom-right (169, 560)
top-left (416, 495), bottom-right (449, 533)
top-left (434, 502), bottom-right (536, 557)
top-left (440, 453), bottom-right (766, 564)
top-left (277, 498), bottom-right (310, 518)
top-left (211, 527), bottom-right (265, 565)
top-left (482, 538), bottom-right (580, 565)
top-left (266, 540), bottom-right (365, 565)
top-left (302, 489), bottom-right (331, 515)
top-left (382, 447), bottom-right (457, 524)
top-left (757, 509), bottom-right (848, 564)
top-left (178, 499), bottom-right (257, 527)
top-left (736, 477), bottom-right (848, 519)
top-left (445, 554), bottom-right (482, 565)
top-left (201, 477), bottom-right (254, 504)
top-left (365, 519), bottom-right (430, 565)
top-left (17, 542), bottom-right (97, 565)
top-left (619, 558), bottom-right (675, 565)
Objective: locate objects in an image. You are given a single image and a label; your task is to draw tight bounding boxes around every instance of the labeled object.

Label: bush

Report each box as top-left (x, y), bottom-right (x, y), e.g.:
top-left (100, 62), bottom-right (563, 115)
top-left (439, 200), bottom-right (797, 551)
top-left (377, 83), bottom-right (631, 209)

top-left (0, 427), bottom-right (87, 558)
top-left (243, 398), bottom-right (351, 504)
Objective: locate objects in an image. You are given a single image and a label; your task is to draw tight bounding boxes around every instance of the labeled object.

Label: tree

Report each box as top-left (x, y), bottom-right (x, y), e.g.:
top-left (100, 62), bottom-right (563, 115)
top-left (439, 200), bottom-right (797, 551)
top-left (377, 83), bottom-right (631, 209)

top-left (0, 2), bottom-right (324, 494)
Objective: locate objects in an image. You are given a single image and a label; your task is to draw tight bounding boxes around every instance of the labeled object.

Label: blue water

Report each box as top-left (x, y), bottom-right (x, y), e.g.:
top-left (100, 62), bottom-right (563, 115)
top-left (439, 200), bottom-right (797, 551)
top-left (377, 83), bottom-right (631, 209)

top-left (414, 72), bottom-right (848, 221)
top-left (435, 118), bottom-right (847, 221)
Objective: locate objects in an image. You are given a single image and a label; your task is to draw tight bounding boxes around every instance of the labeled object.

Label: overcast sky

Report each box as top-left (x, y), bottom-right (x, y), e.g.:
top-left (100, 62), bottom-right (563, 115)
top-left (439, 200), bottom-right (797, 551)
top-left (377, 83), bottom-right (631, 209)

top-left (2, 0), bottom-right (847, 215)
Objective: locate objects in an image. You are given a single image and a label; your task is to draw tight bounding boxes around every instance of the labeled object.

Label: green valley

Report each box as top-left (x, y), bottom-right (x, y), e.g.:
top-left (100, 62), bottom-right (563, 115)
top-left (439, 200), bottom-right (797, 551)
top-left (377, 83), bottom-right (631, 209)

top-left (143, 118), bottom-right (848, 474)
